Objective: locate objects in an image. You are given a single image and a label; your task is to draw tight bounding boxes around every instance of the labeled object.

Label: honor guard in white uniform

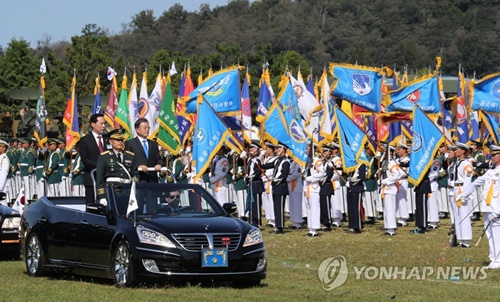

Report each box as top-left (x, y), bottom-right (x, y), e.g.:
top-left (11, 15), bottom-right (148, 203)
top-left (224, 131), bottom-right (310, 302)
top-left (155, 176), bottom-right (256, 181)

top-left (381, 147), bottom-right (406, 236)
top-left (330, 143), bottom-right (344, 227)
top-left (427, 158), bottom-right (441, 229)
top-left (287, 159), bottom-right (303, 229)
top-left (0, 140), bottom-right (10, 206)
top-left (210, 147), bottom-right (229, 206)
top-left (318, 145), bottom-right (335, 231)
top-left (451, 142), bottom-right (474, 247)
top-left (304, 154), bottom-right (324, 237)
top-left (469, 140), bottom-right (486, 221)
top-left (261, 142), bottom-right (277, 227)
top-left (462, 144), bottom-right (500, 268)
top-left (395, 143), bottom-right (410, 226)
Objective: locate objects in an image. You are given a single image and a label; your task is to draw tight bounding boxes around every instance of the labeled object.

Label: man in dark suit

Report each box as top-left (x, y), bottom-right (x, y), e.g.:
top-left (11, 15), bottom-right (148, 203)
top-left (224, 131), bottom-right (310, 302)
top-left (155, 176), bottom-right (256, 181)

top-left (346, 162), bottom-right (367, 233)
top-left (125, 118), bottom-right (163, 183)
top-left (79, 114), bottom-right (108, 204)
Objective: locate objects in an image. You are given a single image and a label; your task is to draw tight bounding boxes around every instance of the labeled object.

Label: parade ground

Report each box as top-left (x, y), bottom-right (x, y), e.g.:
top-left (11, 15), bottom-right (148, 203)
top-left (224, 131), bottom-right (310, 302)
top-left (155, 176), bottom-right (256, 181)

top-left (1, 217), bottom-right (499, 301)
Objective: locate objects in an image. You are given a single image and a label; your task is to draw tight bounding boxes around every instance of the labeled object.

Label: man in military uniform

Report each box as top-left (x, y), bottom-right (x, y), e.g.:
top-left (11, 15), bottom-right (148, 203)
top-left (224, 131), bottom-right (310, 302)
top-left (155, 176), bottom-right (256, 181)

top-left (318, 144), bottom-right (334, 231)
top-left (330, 142), bottom-right (344, 228)
top-left (210, 146), bottom-right (230, 206)
top-left (19, 138), bottom-right (36, 201)
top-left (172, 150), bottom-right (189, 184)
top-left (245, 140), bottom-right (265, 227)
top-left (35, 143), bottom-right (48, 197)
top-left (70, 143), bottom-right (85, 196)
top-left (45, 139), bottom-right (61, 197)
top-left (261, 141), bottom-right (277, 227)
top-left (395, 143), bottom-right (410, 226)
top-left (469, 140), bottom-right (486, 221)
top-left (96, 129), bottom-right (137, 206)
top-left (363, 145), bottom-right (378, 225)
top-left (58, 139), bottom-right (71, 196)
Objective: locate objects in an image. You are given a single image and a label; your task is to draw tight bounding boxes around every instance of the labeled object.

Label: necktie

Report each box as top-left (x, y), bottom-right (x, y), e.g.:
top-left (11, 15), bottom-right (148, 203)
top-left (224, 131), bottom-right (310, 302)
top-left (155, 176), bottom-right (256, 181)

top-left (97, 135), bottom-right (104, 152)
top-left (142, 139), bottom-right (148, 159)
top-left (117, 152), bottom-right (122, 163)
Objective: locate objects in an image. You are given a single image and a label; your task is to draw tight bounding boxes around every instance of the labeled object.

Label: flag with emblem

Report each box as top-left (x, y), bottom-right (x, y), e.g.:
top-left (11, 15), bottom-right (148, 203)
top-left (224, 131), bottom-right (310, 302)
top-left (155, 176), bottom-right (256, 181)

top-left (256, 68), bottom-right (273, 123)
top-left (176, 66), bottom-right (195, 146)
top-left (408, 106), bottom-right (445, 186)
top-left (455, 70), bottom-right (469, 143)
top-left (157, 75), bottom-right (181, 155)
top-left (193, 96), bottom-right (243, 180)
top-left (480, 110), bottom-right (500, 145)
top-left (147, 72), bottom-right (164, 138)
top-left (128, 73), bottom-right (138, 138)
top-left (330, 63), bottom-right (383, 113)
top-left (34, 75), bottom-right (48, 148)
top-left (184, 66), bottom-right (242, 115)
top-left (63, 76), bottom-right (80, 151)
top-left (334, 106), bottom-right (369, 173)
top-left (385, 74), bottom-right (440, 114)
top-left (470, 72), bottom-right (500, 113)
top-left (289, 71), bottom-right (321, 125)
top-left (240, 75), bottom-right (252, 143)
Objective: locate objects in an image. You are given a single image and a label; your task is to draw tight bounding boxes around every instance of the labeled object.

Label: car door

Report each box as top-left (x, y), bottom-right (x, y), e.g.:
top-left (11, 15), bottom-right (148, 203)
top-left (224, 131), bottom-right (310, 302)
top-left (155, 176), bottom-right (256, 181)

top-left (45, 205), bottom-right (83, 261)
top-left (77, 211), bottom-right (116, 268)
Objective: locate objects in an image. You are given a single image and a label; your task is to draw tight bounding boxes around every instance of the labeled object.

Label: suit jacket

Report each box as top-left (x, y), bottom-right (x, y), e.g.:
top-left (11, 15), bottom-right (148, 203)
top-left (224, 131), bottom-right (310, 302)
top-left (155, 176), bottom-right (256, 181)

top-left (79, 132), bottom-right (110, 186)
top-left (125, 137), bottom-right (163, 182)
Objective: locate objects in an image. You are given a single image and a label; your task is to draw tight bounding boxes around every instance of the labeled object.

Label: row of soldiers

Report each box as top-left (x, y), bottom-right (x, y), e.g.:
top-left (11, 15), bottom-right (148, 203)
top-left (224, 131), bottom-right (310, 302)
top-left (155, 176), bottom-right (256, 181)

top-left (0, 137), bottom-right (85, 207)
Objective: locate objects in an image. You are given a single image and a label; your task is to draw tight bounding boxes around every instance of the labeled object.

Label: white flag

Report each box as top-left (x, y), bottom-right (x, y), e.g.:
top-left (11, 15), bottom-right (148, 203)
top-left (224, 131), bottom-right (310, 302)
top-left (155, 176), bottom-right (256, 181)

top-left (107, 66), bottom-right (117, 81)
top-left (147, 73), bottom-right (163, 138)
top-left (40, 58), bottom-right (46, 74)
top-left (126, 181), bottom-right (138, 217)
top-left (169, 61), bottom-right (177, 76)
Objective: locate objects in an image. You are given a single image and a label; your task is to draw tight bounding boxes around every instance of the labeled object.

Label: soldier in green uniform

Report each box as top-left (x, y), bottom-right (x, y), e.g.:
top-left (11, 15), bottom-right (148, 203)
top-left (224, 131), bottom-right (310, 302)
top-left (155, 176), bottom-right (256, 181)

top-left (70, 142), bottom-right (85, 196)
top-left (19, 138), bottom-right (36, 201)
top-left (96, 129), bottom-right (137, 206)
top-left (35, 143), bottom-right (48, 197)
top-left (469, 140), bottom-right (485, 221)
top-left (58, 139), bottom-right (71, 196)
top-left (45, 139), bottom-right (61, 196)
top-left (363, 146), bottom-right (379, 224)
top-left (172, 150), bottom-right (189, 184)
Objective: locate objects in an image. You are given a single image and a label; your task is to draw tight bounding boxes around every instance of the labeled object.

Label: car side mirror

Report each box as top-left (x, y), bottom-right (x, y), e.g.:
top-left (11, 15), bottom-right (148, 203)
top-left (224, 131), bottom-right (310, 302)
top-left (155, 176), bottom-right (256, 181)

top-left (222, 203), bottom-right (237, 215)
top-left (87, 203), bottom-right (107, 215)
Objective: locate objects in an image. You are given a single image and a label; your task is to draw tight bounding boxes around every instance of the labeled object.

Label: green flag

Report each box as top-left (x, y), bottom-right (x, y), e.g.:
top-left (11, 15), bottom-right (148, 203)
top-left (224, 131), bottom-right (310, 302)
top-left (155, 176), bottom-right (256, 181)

top-left (157, 75), bottom-right (181, 155)
top-left (116, 74), bottom-right (132, 139)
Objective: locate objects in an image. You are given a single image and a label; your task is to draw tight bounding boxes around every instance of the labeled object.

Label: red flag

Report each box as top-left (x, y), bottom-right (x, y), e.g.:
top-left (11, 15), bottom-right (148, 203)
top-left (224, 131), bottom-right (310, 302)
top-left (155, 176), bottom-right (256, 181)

top-left (104, 74), bottom-right (119, 129)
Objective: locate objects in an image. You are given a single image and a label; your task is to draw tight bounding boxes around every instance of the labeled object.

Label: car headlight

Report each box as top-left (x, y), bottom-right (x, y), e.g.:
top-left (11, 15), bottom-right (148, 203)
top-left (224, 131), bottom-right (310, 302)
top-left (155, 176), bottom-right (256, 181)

top-left (243, 227), bottom-right (263, 247)
top-left (2, 217), bottom-right (21, 230)
top-left (136, 225), bottom-right (176, 248)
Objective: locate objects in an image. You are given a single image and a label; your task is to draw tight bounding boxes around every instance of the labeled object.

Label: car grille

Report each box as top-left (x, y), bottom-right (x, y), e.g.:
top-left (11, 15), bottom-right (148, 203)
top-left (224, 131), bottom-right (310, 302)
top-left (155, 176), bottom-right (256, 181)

top-left (172, 234), bottom-right (241, 252)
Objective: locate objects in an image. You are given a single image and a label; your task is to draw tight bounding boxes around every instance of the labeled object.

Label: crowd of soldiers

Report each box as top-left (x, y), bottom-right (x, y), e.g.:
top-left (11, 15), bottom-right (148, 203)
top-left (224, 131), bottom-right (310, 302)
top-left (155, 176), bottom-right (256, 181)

top-left (1, 125), bottom-right (500, 268)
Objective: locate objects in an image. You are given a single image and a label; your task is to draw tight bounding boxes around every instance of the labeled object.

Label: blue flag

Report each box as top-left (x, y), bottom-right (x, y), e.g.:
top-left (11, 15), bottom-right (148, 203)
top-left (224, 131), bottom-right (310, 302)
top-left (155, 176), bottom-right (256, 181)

top-left (480, 111), bottom-right (500, 145)
top-left (386, 75), bottom-right (440, 113)
top-left (471, 73), bottom-right (500, 113)
top-left (330, 64), bottom-right (383, 113)
top-left (277, 80), bottom-right (301, 121)
top-left (92, 87), bottom-right (102, 114)
top-left (193, 98), bottom-right (243, 180)
top-left (261, 103), bottom-right (309, 166)
top-left (334, 106), bottom-right (369, 173)
top-left (408, 106), bottom-right (444, 186)
top-left (185, 67), bottom-right (241, 114)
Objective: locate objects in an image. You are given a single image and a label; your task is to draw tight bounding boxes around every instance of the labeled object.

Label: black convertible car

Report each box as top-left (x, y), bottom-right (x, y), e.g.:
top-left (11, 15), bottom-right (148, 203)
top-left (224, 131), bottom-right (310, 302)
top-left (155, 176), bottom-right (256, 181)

top-left (20, 183), bottom-right (266, 287)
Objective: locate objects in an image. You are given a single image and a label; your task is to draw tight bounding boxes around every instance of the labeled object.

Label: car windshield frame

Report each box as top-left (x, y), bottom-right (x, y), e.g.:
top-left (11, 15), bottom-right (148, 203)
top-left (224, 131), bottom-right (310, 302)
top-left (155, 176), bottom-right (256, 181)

top-left (109, 183), bottom-right (225, 219)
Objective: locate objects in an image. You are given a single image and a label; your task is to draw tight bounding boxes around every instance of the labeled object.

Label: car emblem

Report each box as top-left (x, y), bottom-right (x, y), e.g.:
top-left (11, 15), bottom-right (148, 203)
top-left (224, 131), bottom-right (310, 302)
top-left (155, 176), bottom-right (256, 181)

top-left (204, 224), bottom-right (210, 231)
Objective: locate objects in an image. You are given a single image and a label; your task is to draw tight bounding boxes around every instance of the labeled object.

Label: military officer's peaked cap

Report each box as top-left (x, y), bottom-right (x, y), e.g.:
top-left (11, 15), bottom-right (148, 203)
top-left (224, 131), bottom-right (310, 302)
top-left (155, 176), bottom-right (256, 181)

top-left (455, 142), bottom-right (470, 151)
top-left (108, 129), bottom-right (125, 140)
top-left (0, 140), bottom-right (8, 148)
top-left (48, 138), bottom-right (58, 145)
top-left (490, 144), bottom-right (500, 155)
top-left (264, 141), bottom-right (276, 148)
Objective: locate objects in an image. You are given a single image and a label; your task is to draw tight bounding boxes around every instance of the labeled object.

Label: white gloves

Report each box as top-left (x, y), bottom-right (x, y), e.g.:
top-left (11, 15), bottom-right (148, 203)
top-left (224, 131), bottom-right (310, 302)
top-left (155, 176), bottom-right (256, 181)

top-left (240, 151), bottom-right (247, 159)
top-left (99, 198), bottom-right (108, 206)
top-left (399, 157), bottom-right (410, 164)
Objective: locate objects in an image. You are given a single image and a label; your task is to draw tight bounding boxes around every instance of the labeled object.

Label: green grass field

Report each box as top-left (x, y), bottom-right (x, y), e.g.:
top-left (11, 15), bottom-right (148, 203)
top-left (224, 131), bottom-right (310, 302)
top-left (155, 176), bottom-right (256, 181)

top-left (1, 218), bottom-right (499, 302)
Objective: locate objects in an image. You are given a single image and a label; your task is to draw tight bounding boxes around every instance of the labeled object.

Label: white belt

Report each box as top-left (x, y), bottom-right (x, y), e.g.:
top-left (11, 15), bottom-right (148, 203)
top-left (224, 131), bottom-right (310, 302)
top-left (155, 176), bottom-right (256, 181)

top-left (58, 164), bottom-right (65, 166)
top-left (35, 166), bottom-right (44, 169)
top-left (106, 177), bottom-right (131, 184)
top-left (19, 163), bottom-right (29, 166)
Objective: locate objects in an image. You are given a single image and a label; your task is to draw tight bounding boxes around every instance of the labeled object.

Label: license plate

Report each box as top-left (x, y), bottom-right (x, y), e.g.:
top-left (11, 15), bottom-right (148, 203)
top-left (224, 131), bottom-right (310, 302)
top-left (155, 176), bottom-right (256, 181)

top-left (201, 248), bottom-right (228, 267)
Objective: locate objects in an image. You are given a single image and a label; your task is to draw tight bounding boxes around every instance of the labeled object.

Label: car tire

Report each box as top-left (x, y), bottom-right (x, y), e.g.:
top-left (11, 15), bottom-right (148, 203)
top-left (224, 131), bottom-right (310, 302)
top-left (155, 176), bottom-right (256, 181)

top-left (25, 233), bottom-right (46, 277)
top-left (113, 240), bottom-right (135, 287)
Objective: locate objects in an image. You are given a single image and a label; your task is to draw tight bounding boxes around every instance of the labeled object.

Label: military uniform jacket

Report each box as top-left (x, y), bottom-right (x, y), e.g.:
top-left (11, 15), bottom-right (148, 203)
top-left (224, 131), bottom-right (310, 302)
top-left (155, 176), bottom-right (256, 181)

top-left (437, 153), bottom-right (449, 188)
top-left (6, 148), bottom-right (18, 179)
top-left (58, 150), bottom-right (71, 178)
top-left (246, 156), bottom-right (264, 193)
top-left (305, 157), bottom-right (326, 193)
top-left (381, 159), bottom-right (407, 195)
top-left (71, 153), bottom-right (85, 186)
top-left (35, 150), bottom-right (47, 181)
top-left (96, 150), bottom-right (137, 199)
top-left (428, 158), bottom-right (441, 192)
top-left (347, 163), bottom-right (366, 193)
top-left (46, 150), bottom-right (61, 185)
top-left (261, 156), bottom-right (290, 195)
top-left (173, 157), bottom-right (188, 184)
top-left (453, 158), bottom-right (474, 189)
top-left (19, 147), bottom-right (35, 177)
top-left (262, 156), bottom-right (276, 193)
top-left (364, 155), bottom-right (378, 192)
top-left (463, 165), bottom-right (500, 214)
top-left (319, 158), bottom-right (334, 196)
top-left (233, 154), bottom-right (247, 191)
top-left (287, 160), bottom-right (303, 193)
top-left (472, 151), bottom-right (486, 180)
top-left (0, 153), bottom-right (10, 192)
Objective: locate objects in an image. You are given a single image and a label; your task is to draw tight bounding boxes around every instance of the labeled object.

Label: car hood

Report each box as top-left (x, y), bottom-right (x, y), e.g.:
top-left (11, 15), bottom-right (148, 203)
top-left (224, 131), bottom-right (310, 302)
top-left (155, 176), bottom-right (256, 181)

top-left (139, 215), bottom-right (249, 234)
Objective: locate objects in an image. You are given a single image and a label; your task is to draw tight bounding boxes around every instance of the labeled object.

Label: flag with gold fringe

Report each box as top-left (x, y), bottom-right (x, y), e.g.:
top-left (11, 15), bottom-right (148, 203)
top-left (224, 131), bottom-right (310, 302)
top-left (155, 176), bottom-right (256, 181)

top-left (63, 76), bottom-right (80, 151)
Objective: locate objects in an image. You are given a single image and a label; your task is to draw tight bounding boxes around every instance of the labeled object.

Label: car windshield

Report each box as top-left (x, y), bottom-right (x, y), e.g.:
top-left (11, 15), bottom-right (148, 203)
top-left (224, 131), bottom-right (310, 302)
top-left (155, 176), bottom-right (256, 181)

top-left (111, 184), bottom-right (225, 218)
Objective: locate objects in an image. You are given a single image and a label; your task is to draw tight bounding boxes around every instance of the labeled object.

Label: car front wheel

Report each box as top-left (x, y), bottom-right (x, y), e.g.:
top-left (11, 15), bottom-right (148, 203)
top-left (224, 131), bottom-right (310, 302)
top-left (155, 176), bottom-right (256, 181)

top-left (113, 240), bottom-right (135, 287)
top-left (25, 233), bottom-right (46, 277)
